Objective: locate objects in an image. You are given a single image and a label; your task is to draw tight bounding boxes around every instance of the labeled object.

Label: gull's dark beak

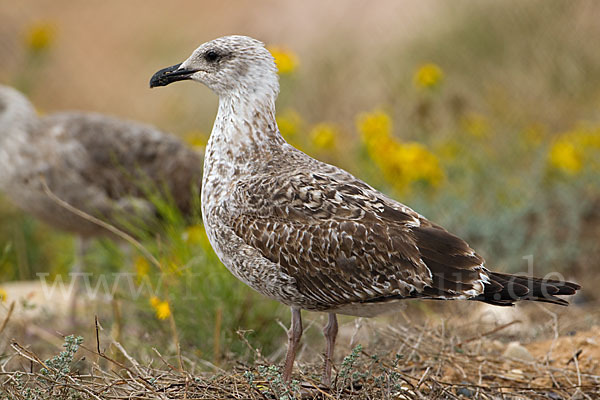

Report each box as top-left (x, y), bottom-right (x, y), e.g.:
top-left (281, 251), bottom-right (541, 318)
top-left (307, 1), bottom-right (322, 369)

top-left (149, 63), bottom-right (198, 88)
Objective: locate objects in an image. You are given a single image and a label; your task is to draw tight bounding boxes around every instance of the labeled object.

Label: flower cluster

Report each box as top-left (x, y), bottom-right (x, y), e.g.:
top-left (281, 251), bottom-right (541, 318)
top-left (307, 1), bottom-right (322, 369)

top-left (149, 296), bottom-right (171, 320)
top-left (548, 125), bottom-right (600, 175)
top-left (358, 110), bottom-right (444, 193)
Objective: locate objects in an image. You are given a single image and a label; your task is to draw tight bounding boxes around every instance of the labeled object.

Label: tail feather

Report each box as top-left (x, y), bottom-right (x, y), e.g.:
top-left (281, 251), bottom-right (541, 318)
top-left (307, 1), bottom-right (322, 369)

top-left (472, 272), bottom-right (580, 306)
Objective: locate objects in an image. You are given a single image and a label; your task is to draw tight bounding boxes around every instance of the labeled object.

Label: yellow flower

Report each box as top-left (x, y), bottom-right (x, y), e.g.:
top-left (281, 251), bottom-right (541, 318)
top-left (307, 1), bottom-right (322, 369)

top-left (24, 21), bottom-right (56, 52)
top-left (134, 256), bottom-right (150, 284)
top-left (549, 139), bottom-right (583, 174)
top-left (0, 288), bottom-right (7, 302)
top-left (276, 109), bottom-right (302, 141)
top-left (394, 143), bottom-right (444, 188)
top-left (149, 296), bottom-right (160, 308)
top-left (356, 110), bottom-right (392, 147)
top-left (267, 46), bottom-right (299, 75)
top-left (155, 302), bottom-right (171, 320)
top-left (357, 109), bottom-right (444, 192)
top-left (413, 63), bottom-right (443, 89)
top-left (183, 130), bottom-right (209, 149)
top-left (548, 125), bottom-right (600, 175)
top-left (461, 112), bottom-right (489, 139)
top-left (149, 296), bottom-right (171, 320)
top-left (310, 123), bottom-right (338, 150)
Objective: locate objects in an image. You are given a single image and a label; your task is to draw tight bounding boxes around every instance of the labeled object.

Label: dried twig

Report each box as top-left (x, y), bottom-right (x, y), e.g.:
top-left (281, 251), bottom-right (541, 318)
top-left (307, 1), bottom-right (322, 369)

top-left (40, 178), bottom-right (162, 271)
top-left (0, 301), bottom-right (15, 335)
top-left (455, 320), bottom-right (522, 347)
top-left (1, 308), bottom-right (598, 399)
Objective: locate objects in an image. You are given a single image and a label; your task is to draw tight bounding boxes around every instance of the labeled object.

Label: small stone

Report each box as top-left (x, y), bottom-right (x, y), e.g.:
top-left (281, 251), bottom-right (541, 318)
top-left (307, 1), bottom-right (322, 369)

top-left (502, 341), bottom-right (535, 362)
top-left (456, 387), bottom-right (474, 397)
top-left (544, 392), bottom-right (563, 400)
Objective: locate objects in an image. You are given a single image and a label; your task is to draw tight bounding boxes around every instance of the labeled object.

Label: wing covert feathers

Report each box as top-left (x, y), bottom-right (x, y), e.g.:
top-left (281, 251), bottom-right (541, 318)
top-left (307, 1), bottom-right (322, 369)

top-left (229, 166), bottom-right (494, 310)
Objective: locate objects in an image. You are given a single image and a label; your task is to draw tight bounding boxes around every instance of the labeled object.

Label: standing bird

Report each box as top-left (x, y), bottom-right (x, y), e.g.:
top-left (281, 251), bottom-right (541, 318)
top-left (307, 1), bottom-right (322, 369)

top-left (0, 85), bottom-right (203, 289)
top-left (150, 36), bottom-right (580, 385)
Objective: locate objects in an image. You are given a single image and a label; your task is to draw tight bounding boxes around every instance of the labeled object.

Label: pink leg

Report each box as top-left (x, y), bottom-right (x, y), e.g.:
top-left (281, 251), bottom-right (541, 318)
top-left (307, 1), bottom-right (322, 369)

top-left (282, 307), bottom-right (303, 383)
top-left (322, 313), bottom-right (338, 386)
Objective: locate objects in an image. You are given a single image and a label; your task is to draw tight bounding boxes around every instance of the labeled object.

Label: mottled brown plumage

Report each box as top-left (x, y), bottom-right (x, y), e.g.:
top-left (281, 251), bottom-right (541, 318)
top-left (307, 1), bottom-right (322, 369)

top-left (150, 35), bottom-right (580, 385)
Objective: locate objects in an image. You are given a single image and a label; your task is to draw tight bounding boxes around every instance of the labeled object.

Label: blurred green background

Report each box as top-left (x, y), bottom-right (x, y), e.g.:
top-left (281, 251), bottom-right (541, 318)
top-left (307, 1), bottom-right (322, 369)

top-left (0, 0), bottom-right (598, 365)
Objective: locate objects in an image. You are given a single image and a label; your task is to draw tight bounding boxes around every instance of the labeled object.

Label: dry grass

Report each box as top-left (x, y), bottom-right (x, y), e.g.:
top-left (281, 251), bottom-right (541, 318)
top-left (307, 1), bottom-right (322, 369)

top-left (1, 306), bottom-right (599, 400)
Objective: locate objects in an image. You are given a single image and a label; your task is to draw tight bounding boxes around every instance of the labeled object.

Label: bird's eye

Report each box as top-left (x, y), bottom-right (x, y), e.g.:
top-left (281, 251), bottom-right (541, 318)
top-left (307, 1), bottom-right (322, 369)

top-left (204, 50), bottom-right (220, 62)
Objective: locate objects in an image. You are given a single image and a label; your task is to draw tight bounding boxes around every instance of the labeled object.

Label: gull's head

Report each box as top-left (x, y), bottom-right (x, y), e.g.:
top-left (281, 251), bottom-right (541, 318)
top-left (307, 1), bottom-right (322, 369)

top-left (150, 35), bottom-right (279, 99)
top-left (0, 85), bottom-right (37, 138)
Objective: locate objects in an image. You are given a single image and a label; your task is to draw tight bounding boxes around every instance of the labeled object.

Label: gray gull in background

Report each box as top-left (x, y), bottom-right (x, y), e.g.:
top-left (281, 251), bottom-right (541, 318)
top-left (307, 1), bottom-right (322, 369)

top-left (150, 35), bottom-right (580, 386)
top-left (0, 84), bottom-right (203, 295)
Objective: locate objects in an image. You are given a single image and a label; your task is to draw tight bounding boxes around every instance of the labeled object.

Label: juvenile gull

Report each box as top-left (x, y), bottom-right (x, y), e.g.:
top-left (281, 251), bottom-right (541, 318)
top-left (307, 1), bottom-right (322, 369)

top-left (150, 35), bottom-right (580, 385)
top-left (0, 85), bottom-right (203, 268)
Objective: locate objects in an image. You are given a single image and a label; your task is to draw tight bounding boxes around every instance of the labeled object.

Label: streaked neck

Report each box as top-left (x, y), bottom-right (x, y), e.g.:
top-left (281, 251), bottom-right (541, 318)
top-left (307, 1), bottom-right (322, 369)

top-left (201, 90), bottom-right (285, 204)
top-left (205, 90), bottom-right (285, 169)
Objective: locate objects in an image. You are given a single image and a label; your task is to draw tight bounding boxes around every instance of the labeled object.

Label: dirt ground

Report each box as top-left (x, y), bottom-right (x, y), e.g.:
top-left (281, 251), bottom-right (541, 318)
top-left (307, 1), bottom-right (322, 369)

top-left (1, 279), bottom-right (599, 398)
